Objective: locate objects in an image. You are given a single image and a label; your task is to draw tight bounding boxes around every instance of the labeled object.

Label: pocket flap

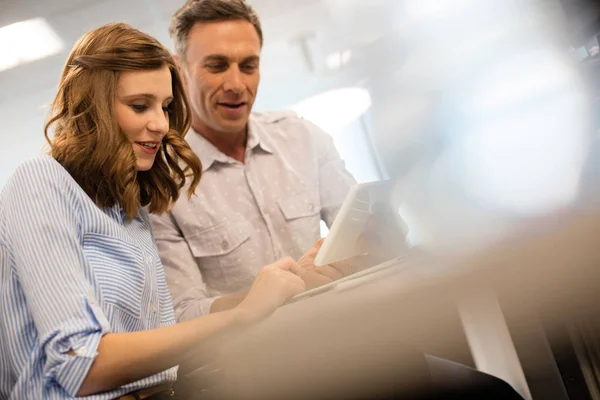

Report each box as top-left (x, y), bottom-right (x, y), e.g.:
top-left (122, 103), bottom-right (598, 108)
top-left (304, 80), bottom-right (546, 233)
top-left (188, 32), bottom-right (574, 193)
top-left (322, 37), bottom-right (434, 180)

top-left (277, 191), bottom-right (321, 220)
top-left (188, 220), bottom-right (251, 258)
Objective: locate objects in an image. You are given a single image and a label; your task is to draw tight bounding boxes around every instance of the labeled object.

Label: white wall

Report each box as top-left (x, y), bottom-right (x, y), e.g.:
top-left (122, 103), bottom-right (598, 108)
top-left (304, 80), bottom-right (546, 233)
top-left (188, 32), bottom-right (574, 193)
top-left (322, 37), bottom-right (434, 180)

top-left (0, 89), bottom-right (54, 187)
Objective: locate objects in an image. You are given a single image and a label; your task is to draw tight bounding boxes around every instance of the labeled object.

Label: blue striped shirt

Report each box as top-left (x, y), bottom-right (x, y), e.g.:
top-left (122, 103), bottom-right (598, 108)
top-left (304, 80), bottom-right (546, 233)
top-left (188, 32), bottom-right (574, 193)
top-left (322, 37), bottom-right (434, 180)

top-left (0, 156), bottom-right (177, 399)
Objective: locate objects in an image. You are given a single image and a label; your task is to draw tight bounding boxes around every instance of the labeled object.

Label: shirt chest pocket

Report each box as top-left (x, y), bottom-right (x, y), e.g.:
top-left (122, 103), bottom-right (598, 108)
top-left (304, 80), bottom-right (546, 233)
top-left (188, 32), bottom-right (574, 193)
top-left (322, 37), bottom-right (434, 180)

top-left (83, 233), bottom-right (146, 319)
top-left (186, 220), bottom-right (253, 290)
top-left (277, 190), bottom-right (321, 220)
top-left (277, 190), bottom-right (322, 255)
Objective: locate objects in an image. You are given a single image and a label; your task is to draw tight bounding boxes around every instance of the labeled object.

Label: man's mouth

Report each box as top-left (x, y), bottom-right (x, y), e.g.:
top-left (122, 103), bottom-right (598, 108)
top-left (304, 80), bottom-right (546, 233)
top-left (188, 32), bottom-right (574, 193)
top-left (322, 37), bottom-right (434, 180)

top-left (218, 102), bottom-right (247, 109)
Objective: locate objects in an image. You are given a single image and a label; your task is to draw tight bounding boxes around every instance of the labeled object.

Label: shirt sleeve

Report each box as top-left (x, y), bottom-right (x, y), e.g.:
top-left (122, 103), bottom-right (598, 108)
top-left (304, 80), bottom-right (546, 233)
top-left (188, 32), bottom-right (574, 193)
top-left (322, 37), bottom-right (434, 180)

top-left (3, 158), bottom-right (111, 397)
top-left (151, 211), bottom-right (217, 320)
top-left (306, 121), bottom-right (357, 227)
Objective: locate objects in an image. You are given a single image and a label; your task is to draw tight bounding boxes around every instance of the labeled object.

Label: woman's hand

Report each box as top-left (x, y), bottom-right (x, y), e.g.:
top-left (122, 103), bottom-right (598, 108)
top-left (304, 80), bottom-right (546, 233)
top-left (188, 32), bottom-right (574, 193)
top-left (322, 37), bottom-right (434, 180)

top-left (235, 257), bottom-right (306, 323)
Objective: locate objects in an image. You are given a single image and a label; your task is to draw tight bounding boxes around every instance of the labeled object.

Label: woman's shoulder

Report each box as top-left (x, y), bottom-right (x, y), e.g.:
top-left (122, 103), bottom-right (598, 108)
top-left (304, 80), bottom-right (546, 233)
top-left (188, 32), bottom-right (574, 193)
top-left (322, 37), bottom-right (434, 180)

top-left (4, 156), bottom-right (80, 198)
top-left (11, 155), bottom-right (67, 177)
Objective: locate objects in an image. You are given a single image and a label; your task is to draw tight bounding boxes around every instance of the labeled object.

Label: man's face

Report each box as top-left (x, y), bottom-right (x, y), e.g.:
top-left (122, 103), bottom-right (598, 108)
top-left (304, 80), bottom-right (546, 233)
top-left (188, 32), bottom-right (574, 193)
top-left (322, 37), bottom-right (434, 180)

top-left (179, 20), bottom-right (261, 137)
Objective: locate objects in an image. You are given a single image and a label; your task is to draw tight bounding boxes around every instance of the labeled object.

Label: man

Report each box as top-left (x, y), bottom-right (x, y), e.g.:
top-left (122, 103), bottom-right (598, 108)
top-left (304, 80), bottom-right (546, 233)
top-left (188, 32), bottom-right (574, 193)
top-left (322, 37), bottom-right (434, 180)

top-left (151, 0), bottom-right (357, 321)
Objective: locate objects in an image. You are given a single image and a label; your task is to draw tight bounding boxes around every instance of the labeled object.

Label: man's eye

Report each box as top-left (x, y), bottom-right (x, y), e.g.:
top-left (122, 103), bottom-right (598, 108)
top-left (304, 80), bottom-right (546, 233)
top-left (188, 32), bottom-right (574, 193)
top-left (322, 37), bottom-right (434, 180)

top-left (242, 64), bottom-right (258, 72)
top-left (206, 63), bottom-right (227, 71)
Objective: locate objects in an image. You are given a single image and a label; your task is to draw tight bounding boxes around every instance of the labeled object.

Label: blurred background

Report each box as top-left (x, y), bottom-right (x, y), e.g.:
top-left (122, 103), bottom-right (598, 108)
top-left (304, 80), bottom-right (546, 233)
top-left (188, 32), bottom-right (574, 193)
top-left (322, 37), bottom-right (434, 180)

top-left (1, 0), bottom-right (599, 254)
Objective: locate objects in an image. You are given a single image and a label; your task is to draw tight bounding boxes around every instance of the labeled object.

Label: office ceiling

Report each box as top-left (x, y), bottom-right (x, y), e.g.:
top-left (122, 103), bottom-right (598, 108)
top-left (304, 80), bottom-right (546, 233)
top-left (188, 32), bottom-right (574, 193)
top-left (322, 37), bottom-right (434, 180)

top-left (0, 0), bottom-right (407, 107)
top-left (2, 0), bottom-right (594, 250)
top-left (0, 0), bottom-right (574, 183)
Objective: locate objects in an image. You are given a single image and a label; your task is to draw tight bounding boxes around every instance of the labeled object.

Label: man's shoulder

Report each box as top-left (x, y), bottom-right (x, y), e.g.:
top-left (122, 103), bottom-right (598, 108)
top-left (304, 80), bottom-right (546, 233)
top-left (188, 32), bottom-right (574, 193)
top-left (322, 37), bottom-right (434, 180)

top-left (251, 110), bottom-right (327, 140)
top-left (251, 110), bottom-right (303, 125)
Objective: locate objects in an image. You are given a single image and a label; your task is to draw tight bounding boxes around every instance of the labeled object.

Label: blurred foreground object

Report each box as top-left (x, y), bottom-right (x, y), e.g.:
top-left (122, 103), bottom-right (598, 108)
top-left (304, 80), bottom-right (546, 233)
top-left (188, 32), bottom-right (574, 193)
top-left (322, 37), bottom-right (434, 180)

top-left (178, 209), bottom-right (600, 399)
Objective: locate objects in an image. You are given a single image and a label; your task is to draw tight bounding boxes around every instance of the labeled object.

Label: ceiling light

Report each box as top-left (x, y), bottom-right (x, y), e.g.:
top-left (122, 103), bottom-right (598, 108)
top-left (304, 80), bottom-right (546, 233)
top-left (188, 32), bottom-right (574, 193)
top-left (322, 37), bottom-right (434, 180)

top-left (0, 18), bottom-right (64, 72)
top-left (326, 49), bottom-right (352, 70)
top-left (291, 87), bottom-right (372, 133)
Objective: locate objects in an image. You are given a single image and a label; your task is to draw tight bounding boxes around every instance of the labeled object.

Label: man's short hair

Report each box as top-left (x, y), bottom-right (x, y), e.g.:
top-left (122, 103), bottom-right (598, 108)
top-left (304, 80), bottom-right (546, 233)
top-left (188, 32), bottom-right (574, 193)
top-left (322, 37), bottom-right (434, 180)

top-left (170, 0), bottom-right (263, 59)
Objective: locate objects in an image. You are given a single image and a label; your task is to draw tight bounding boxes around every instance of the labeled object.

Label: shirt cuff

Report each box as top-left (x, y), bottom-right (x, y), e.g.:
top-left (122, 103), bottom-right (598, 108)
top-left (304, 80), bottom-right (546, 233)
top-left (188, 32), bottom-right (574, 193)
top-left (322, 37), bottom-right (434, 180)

top-left (177, 295), bottom-right (219, 321)
top-left (201, 296), bottom-right (217, 316)
top-left (43, 300), bottom-right (111, 396)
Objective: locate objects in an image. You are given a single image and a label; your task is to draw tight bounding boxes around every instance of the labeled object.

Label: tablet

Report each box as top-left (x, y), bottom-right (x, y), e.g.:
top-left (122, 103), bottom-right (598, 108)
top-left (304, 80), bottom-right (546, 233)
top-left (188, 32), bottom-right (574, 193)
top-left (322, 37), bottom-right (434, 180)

top-left (289, 253), bottom-right (414, 303)
top-left (314, 180), bottom-right (406, 266)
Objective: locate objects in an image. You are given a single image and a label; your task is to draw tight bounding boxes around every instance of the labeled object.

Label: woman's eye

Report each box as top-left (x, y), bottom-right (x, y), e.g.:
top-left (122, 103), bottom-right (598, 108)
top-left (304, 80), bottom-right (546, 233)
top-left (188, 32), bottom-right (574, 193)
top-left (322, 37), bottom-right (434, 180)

top-left (131, 104), bottom-right (149, 113)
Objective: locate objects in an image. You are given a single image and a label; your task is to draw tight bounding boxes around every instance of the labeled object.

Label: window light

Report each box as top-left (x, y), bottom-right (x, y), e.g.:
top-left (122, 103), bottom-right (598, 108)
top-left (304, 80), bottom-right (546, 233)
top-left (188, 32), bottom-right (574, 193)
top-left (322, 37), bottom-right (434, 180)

top-left (291, 87), bottom-right (372, 133)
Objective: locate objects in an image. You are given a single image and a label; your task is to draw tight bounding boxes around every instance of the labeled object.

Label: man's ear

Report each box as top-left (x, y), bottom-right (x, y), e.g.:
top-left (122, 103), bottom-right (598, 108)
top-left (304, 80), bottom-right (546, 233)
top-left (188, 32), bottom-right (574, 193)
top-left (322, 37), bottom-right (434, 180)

top-left (173, 54), bottom-right (188, 87)
top-left (173, 54), bottom-right (184, 72)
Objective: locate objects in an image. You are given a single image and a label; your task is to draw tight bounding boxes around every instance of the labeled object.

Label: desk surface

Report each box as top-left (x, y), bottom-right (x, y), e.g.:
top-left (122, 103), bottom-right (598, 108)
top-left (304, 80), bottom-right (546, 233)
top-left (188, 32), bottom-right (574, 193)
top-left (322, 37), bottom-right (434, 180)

top-left (186, 210), bottom-right (600, 399)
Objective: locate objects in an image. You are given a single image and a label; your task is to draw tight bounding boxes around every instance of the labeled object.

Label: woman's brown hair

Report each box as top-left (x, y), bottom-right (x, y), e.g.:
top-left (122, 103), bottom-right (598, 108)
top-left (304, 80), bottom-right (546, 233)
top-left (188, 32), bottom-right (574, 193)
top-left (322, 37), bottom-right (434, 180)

top-left (45, 22), bottom-right (201, 218)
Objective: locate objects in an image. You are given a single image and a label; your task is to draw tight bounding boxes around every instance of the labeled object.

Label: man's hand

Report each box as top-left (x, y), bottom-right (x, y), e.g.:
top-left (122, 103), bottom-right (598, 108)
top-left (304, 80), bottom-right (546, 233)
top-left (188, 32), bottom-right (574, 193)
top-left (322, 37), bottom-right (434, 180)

top-left (295, 239), bottom-right (359, 290)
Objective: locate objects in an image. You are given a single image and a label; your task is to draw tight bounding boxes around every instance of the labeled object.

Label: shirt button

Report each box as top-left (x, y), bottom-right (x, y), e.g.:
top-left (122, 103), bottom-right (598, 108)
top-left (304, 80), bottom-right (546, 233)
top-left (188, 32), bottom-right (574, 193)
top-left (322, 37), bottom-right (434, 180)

top-left (221, 240), bottom-right (229, 251)
top-left (151, 305), bottom-right (158, 313)
top-left (146, 256), bottom-right (154, 265)
top-left (78, 346), bottom-right (88, 354)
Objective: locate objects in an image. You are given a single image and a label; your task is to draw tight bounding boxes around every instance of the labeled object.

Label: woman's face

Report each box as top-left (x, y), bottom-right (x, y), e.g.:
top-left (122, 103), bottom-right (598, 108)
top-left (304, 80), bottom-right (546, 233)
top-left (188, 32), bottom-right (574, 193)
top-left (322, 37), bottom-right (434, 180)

top-left (115, 65), bottom-right (173, 171)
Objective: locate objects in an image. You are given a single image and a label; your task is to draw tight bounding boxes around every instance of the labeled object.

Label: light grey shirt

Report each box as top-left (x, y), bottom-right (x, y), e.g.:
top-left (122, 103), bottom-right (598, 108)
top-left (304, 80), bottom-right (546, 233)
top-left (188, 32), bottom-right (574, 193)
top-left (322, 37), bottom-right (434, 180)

top-left (151, 111), bottom-right (356, 320)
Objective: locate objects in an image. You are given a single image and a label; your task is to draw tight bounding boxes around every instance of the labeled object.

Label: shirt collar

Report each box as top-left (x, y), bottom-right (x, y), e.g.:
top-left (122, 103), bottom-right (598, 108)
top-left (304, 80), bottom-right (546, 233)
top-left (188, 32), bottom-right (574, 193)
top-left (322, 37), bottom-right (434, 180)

top-left (248, 114), bottom-right (274, 154)
top-left (111, 203), bottom-right (144, 224)
top-left (186, 114), bottom-right (274, 173)
top-left (185, 129), bottom-right (229, 173)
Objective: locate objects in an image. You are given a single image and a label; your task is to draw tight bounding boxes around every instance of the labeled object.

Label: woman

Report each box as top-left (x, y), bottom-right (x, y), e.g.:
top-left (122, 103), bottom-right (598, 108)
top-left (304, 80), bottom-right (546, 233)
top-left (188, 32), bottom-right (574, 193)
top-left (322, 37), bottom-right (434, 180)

top-left (0, 23), bottom-right (305, 399)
